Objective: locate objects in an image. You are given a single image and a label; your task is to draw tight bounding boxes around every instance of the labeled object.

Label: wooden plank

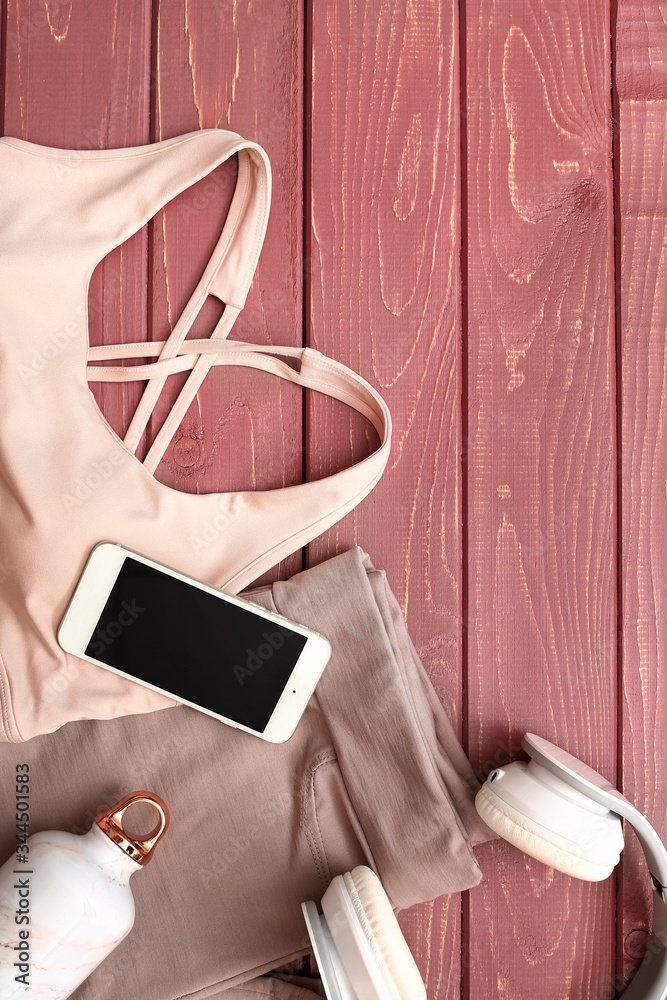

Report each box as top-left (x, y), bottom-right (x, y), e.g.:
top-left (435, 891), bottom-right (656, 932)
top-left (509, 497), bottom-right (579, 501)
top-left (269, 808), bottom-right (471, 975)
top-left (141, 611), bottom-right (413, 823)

top-left (2, 0), bottom-right (153, 445)
top-left (464, 1), bottom-right (617, 997)
top-left (615, 2), bottom-right (667, 987)
top-left (307, 2), bottom-right (464, 995)
top-left (149, 0), bottom-right (304, 586)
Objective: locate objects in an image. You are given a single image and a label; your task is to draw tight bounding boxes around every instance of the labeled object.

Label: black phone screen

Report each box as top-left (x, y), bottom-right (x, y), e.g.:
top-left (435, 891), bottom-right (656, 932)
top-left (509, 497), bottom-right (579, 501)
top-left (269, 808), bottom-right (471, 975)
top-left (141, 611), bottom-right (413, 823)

top-left (85, 557), bottom-right (308, 732)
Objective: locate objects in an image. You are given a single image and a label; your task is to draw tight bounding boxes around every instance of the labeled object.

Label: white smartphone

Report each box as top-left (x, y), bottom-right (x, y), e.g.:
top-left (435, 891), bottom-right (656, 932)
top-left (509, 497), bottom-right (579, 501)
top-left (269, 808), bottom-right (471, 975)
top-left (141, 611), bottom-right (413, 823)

top-left (57, 542), bottom-right (332, 743)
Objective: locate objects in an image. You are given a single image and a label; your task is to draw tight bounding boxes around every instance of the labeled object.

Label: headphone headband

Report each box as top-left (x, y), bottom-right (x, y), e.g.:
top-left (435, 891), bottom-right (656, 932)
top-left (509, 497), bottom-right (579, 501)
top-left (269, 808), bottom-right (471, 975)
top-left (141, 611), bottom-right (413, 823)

top-left (523, 734), bottom-right (667, 1000)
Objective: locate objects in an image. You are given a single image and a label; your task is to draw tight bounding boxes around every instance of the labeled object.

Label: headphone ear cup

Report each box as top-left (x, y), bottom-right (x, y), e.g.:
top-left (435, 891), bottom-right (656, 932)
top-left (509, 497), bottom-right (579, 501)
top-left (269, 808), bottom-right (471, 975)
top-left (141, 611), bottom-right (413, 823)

top-left (322, 866), bottom-right (427, 1000)
top-left (475, 762), bottom-right (624, 882)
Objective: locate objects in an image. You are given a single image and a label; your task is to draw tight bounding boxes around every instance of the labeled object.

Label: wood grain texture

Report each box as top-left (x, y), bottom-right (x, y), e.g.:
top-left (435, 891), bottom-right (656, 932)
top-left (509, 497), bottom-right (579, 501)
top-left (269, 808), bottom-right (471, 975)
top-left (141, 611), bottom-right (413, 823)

top-left (147, 0), bottom-right (304, 585)
top-left (616, 1), bottom-right (667, 986)
top-left (464, 1), bottom-right (617, 997)
top-left (2, 0), bottom-right (152, 454)
top-left (4, 0), bottom-right (667, 997)
top-left (306, 2), bottom-right (464, 995)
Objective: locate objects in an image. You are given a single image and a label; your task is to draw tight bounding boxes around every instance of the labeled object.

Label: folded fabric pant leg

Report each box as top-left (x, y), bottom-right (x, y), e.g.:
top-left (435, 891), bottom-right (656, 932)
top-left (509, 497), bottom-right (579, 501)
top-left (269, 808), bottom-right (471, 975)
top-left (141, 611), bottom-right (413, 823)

top-left (205, 976), bottom-right (325, 999)
top-left (267, 547), bottom-right (494, 908)
top-left (0, 547), bottom-right (494, 1000)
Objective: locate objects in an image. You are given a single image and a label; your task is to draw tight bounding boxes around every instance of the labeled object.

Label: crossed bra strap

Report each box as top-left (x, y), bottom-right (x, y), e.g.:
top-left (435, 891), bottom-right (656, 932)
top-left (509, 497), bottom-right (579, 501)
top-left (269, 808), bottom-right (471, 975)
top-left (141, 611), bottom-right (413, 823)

top-left (84, 129), bottom-right (390, 484)
top-left (108, 134), bottom-right (271, 472)
top-left (86, 339), bottom-right (390, 462)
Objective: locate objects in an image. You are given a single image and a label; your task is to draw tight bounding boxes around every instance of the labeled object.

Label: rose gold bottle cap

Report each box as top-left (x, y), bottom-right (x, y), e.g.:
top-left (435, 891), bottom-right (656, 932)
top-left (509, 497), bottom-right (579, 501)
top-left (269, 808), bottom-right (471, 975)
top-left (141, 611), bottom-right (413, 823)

top-left (95, 791), bottom-right (169, 866)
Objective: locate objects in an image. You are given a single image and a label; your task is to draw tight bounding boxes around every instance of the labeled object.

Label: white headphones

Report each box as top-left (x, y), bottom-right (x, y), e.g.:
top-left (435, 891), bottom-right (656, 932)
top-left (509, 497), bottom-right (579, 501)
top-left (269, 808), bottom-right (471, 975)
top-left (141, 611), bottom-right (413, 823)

top-left (302, 734), bottom-right (667, 1000)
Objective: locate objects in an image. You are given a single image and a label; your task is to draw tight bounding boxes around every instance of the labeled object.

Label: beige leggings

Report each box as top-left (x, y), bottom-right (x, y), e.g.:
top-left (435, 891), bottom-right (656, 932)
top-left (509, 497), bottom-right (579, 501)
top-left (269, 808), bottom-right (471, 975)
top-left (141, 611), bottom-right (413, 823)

top-left (0, 548), bottom-right (493, 1000)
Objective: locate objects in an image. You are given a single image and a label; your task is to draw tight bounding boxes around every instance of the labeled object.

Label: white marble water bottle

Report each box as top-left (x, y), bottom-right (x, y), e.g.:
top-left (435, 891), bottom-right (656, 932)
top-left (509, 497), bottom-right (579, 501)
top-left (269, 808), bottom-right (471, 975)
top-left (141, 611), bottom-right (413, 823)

top-left (0, 790), bottom-right (169, 999)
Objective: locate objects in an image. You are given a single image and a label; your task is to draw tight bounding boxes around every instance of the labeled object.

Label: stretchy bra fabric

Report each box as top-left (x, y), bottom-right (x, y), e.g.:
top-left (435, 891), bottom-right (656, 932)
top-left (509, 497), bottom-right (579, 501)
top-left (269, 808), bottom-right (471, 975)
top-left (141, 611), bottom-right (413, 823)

top-left (0, 129), bottom-right (391, 742)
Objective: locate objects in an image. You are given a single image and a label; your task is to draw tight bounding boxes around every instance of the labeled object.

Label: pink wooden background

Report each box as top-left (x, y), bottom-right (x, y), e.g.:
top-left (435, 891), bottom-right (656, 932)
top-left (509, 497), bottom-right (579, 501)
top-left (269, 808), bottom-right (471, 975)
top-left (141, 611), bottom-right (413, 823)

top-left (1, 0), bottom-right (665, 996)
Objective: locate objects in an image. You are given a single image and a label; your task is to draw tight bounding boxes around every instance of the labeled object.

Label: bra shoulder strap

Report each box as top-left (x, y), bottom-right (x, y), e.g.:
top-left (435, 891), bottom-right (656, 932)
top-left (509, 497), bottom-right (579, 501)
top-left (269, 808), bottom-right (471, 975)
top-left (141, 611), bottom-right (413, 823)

top-left (0, 129), bottom-right (270, 310)
top-left (113, 132), bottom-right (271, 457)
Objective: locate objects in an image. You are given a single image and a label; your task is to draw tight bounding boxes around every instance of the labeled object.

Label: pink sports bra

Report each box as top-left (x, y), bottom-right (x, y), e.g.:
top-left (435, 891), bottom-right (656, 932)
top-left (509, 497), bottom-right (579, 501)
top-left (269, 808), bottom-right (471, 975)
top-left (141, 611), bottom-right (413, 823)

top-left (0, 129), bottom-right (391, 742)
